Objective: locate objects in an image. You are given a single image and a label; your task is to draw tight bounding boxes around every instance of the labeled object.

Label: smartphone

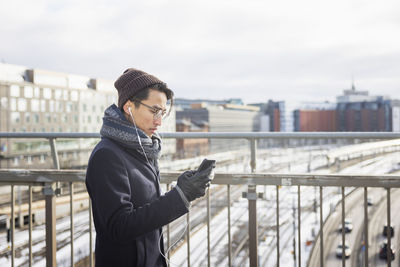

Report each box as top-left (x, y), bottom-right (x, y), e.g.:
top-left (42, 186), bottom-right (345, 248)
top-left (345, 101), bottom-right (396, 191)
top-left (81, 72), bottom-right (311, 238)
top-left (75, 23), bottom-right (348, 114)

top-left (197, 159), bottom-right (216, 172)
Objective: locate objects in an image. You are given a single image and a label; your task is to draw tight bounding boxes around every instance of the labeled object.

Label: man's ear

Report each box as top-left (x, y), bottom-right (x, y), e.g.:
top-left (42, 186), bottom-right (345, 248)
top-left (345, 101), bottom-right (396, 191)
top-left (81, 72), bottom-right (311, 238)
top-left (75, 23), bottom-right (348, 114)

top-left (123, 101), bottom-right (131, 114)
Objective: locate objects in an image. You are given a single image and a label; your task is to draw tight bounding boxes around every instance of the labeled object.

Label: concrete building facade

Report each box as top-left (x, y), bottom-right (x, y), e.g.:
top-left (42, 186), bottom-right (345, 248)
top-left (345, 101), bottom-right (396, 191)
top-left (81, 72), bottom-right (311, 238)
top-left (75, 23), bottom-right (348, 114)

top-left (0, 63), bottom-right (176, 168)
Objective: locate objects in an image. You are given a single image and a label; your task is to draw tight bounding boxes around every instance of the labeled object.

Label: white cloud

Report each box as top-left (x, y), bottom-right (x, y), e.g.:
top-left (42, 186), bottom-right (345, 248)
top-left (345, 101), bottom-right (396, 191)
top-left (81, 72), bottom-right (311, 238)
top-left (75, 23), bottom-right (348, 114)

top-left (0, 0), bottom-right (399, 103)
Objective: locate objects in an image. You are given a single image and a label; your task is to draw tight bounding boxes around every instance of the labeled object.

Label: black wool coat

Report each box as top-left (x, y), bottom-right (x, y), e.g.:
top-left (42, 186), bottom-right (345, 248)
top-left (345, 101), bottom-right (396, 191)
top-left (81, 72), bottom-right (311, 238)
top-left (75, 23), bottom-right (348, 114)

top-left (86, 137), bottom-right (188, 267)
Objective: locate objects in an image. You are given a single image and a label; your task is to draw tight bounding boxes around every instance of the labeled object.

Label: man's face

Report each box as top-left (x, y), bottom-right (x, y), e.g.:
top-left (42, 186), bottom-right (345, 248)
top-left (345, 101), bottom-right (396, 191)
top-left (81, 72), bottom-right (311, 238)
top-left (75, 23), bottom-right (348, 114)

top-left (125, 89), bottom-right (167, 137)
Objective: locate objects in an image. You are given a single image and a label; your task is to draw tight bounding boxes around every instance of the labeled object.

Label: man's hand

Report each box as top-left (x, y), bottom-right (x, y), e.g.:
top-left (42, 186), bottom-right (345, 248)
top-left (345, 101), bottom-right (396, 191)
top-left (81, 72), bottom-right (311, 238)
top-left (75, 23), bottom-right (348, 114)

top-left (177, 164), bottom-right (215, 202)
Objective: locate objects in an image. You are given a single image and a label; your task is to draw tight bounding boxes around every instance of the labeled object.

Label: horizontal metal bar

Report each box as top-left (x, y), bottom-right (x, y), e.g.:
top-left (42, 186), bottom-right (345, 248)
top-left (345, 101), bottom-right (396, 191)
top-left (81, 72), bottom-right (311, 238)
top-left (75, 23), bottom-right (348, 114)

top-left (2, 169), bottom-right (400, 187)
top-left (0, 169), bottom-right (86, 184)
top-left (0, 132), bottom-right (100, 139)
top-left (1, 131), bottom-right (400, 139)
top-left (161, 172), bottom-right (400, 188)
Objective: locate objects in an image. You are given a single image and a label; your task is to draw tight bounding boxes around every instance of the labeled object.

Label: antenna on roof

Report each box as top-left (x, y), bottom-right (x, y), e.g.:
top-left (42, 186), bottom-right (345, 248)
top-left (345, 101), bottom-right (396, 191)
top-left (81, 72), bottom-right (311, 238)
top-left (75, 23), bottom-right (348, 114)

top-left (351, 74), bottom-right (355, 91)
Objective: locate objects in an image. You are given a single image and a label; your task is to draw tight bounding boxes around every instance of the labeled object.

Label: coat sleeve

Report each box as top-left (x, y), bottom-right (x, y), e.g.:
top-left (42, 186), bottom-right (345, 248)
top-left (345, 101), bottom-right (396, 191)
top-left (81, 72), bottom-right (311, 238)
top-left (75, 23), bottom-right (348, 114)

top-left (86, 146), bottom-right (188, 243)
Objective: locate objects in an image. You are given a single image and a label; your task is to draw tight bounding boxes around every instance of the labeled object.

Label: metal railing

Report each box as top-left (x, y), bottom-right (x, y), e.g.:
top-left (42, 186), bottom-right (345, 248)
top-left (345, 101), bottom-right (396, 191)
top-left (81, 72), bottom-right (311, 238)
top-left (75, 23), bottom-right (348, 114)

top-left (1, 132), bottom-right (400, 267)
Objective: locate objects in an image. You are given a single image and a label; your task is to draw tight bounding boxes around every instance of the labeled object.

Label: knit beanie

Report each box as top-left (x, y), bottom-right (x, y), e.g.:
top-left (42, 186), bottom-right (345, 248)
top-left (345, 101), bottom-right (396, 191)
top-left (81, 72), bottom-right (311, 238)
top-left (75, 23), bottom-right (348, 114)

top-left (114, 68), bottom-right (165, 109)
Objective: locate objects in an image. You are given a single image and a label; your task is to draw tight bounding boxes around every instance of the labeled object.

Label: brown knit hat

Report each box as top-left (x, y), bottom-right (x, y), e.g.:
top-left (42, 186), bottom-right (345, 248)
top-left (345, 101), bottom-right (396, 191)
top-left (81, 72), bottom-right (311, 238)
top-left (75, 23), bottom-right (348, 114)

top-left (114, 68), bottom-right (166, 109)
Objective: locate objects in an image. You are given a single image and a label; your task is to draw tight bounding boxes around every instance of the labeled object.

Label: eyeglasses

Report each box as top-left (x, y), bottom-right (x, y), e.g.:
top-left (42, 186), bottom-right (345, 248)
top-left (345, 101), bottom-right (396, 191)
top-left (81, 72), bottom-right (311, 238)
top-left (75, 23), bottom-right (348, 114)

top-left (131, 99), bottom-right (167, 121)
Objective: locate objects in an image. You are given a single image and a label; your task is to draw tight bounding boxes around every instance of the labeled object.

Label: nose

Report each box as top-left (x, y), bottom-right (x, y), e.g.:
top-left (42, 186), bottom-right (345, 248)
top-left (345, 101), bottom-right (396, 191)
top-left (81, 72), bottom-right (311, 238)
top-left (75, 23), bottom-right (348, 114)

top-left (153, 117), bottom-right (162, 127)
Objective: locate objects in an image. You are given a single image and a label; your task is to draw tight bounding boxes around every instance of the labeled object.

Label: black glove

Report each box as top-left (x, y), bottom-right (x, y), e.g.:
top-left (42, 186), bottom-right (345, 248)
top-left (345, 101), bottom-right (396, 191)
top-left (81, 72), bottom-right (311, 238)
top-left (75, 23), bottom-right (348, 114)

top-left (177, 166), bottom-right (214, 202)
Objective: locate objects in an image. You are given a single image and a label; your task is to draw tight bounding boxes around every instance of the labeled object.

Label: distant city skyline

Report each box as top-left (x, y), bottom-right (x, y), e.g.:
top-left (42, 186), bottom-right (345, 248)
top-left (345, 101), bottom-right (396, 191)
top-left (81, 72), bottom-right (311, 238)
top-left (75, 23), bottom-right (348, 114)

top-left (1, 0), bottom-right (400, 104)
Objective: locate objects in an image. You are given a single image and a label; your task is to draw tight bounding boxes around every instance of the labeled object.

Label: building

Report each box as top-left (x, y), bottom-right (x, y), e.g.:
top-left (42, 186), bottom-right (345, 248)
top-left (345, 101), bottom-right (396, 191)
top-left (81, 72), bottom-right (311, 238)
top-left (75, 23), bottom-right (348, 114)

top-left (336, 84), bottom-right (393, 132)
top-left (175, 118), bottom-right (209, 158)
top-left (292, 84), bottom-right (399, 132)
top-left (175, 98), bottom-right (244, 110)
top-left (176, 102), bottom-right (261, 153)
top-left (293, 102), bottom-right (337, 132)
top-left (0, 63), bottom-right (176, 168)
top-left (250, 100), bottom-right (284, 132)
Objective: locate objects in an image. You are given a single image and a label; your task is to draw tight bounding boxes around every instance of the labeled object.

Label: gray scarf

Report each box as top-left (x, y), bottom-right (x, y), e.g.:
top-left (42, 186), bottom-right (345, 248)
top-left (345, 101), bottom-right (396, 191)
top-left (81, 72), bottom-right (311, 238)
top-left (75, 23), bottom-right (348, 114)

top-left (100, 104), bottom-right (162, 161)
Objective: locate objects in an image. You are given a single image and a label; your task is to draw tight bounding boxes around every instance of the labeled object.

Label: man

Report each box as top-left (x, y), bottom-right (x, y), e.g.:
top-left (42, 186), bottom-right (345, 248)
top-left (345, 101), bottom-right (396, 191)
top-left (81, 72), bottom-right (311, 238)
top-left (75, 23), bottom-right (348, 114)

top-left (85, 68), bottom-right (214, 266)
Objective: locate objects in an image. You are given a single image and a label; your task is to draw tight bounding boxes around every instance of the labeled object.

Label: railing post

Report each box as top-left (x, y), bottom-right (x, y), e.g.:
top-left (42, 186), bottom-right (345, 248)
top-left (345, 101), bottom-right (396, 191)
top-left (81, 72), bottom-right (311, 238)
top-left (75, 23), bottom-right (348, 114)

top-left (227, 185), bottom-right (232, 267)
top-left (363, 187), bottom-right (368, 267)
top-left (248, 139), bottom-right (258, 267)
top-left (44, 183), bottom-right (57, 267)
top-left (187, 212), bottom-right (191, 267)
top-left (386, 188), bottom-right (391, 266)
top-left (70, 182), bottom-right (75, 267)
top-left (319, 186), bottom-right (324, 267)
top-left (49, 138), bottom-right (60, 170)
top-left (46, 137), bottom-right (60, 267)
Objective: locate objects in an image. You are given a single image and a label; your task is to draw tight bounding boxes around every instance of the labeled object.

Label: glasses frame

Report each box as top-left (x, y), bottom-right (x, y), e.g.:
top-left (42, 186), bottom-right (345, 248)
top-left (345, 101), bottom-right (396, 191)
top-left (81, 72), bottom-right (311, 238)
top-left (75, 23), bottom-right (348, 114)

top-left (131, 99), bottom-right (168, 121)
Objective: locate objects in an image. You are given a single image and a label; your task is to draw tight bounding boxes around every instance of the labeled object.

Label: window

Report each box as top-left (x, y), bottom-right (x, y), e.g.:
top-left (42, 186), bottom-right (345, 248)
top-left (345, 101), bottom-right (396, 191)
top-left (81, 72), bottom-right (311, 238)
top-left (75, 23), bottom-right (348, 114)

top-left (92, 105), bottom-right (96, 112)
top-left (40, 155), bottom-right (45, 163)
top-left (46, 114), bottom-right (51, 123)
top-left (55, 89), bottom-right (62, 99)
top-left (33, 114), bottom-right (40, 123)
top-left (13, 157), bottom-right (19, 166)
top-left (88, 115), bottom-right (91, 123)
top-left (74, 115), bottom-right (78, 123)
top-left (66, 102), bottom-right (73, 113)
top-left (11, 112), bottom-right (20, 123)
top-left (10, 85), bottom-right (20, 97)
top-left (25, 113), bottom-right (30, 123)
top-left (27, 156), bottom-right (32, 165)
top-left (43, 88), bottom-right (52, 99)
top-left (41, 100), bottom-right (46, 112)
top-left (57, 101), bottom-right (63, 112)
top-left (31, 99), bottom-right (40, 112)
top-left (24, 86), bottom-right (33, 98)
top-left (10, 98), bottom-right (17, 111)
top-left (53, 114), bottom-right (57, 123)
top-left (71, 91), bottom-right (78, 101)
top-left (18, 99), bottom-right (27, 111)
top-left (63, 90), bottom-right (68, 100)
top-left (0, 97), bottom-right (7, 109)
top-left (49, 101), bottom-right (55, 112)
top-left (62, 115), bottom-right (68, 123)
top-left (83, 103), bottom-right (87, 112)
top-left (34, 87), bottom-right (40, 98)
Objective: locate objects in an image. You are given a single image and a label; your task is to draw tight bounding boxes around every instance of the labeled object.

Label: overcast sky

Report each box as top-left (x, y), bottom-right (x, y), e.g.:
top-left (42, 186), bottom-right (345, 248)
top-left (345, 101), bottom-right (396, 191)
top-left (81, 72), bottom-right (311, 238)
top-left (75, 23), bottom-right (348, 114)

top-left (1, 0), bottom-right (400, 104)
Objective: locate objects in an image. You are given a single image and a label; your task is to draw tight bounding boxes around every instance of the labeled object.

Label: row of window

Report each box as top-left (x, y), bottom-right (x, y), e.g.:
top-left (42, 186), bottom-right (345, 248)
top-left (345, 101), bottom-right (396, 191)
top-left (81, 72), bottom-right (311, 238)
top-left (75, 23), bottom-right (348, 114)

top-left (11, 126), bottom-right (99, 133)
top-left (8, 84), bottom-right (117, 103)
top-left (10, 85), bottom-right (80, 101)
top-left (1, 97), bottom-right (108, 114)
top-left (10, 112), bottom-right (101, 125)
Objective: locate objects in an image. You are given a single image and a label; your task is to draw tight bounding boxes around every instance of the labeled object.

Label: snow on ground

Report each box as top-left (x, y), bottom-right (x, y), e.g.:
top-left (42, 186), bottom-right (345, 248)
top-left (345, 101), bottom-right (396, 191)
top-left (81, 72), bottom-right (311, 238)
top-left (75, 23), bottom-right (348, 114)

top-left (0, 146), bottom-right (398, 266)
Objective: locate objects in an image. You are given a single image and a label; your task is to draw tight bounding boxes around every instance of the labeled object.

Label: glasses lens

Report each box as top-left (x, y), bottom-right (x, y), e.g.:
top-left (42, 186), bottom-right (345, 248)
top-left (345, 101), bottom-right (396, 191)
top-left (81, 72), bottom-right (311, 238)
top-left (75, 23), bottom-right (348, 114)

top-left (154, 109), bottom-right (167, 120)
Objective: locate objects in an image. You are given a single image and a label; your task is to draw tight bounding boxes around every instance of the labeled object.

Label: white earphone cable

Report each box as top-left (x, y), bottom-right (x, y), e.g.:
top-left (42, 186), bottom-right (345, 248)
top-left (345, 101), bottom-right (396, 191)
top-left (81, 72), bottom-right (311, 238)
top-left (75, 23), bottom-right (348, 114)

top-left (128, 106), bottom-right (150, 166)
top-left (158, 220), bottom-right (188, 266)
top-left (129, 106), bottom-right (183, 266)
